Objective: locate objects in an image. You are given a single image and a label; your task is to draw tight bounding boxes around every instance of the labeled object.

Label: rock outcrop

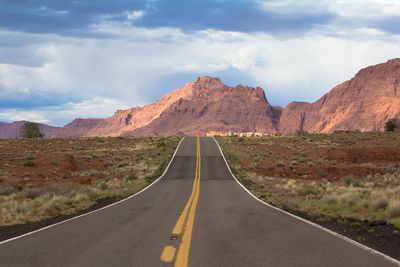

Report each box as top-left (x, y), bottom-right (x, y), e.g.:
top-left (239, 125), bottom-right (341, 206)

top-left (279, 58), bottom-right (400, 134)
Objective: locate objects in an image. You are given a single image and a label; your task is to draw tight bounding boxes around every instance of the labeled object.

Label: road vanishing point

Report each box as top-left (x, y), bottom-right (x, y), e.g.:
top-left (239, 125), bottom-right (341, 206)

top-left (0, 137), bottom-right (398, 266)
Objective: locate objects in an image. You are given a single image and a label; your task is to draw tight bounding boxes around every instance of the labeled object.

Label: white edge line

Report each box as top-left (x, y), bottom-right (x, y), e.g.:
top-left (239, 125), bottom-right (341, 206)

top-left (0, 136), bottom-right (186, 246)
top-left (212, 136), bottom-right (400, 266)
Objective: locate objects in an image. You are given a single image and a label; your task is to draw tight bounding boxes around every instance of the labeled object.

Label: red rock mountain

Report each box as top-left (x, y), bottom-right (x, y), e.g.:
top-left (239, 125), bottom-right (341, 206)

top-left (0, 121), bottom-right (60, 138)
top-left (279, 58), bottom-right (400, 134)
top-left (52, 58), bottom-right (400, 137)
top-left (54, 77), bottom-right (281, 137)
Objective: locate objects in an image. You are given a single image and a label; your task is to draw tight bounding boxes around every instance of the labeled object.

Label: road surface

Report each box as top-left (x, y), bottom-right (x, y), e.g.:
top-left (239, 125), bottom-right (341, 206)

top-left (0, 137), bottom-right (398, 266)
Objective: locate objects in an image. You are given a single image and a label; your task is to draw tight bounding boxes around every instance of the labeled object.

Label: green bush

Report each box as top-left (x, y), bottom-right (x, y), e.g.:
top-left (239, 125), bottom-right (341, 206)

top-left (343, 175), bottom-right (363, 187)
top-left (20, 122), bottom-right (43, 138)
top-left (22, 161), bottom-right (36, 167)
top-left (99, 182), bottom-right (108, 191)
top-left (126, 175), bottom-right (137, 181)
top-left (385, 120), bottom-right (397, 132)
top-left (350, 222), bottom-right (361, 227)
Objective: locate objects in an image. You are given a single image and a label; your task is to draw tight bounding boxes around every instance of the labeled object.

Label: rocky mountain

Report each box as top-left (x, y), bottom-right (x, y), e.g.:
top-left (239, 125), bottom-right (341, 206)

top-left (0, 121), bottom-right (60, 138)
top-left (123, 77), bottom-right (281, 136)
top-left (279, 58), bottom-right (400, 134)
top-left (54, 77), bottom-right (281, 137)
top-left (52, 58), bottom-right (400, 137)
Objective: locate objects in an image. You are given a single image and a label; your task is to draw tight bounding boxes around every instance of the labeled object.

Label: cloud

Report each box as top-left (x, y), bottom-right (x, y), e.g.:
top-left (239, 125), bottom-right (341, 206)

top-left (0, 110), bottom-right (50, 124)
top-left (331, 0), bottom-right (400, 19)
top-left (0, 0), bottom-right (333, 36)
top-left (0, 97), bottom-right (131, 126)
top-left (258, 0), bottom-right (330, 15)
top-left (126, 10), bottom-right (144, 21)
top-left (259, 0), bottom-right (400, 19)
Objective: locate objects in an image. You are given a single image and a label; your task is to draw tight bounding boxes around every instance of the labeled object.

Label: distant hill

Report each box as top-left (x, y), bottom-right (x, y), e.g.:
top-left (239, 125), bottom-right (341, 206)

top-left (0, 121), bottom-right (60, 138)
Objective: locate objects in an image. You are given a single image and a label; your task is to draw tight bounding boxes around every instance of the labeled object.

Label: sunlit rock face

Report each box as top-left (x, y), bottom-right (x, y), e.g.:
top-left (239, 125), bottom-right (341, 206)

top-left (279, 58), bottom-right (400, 134)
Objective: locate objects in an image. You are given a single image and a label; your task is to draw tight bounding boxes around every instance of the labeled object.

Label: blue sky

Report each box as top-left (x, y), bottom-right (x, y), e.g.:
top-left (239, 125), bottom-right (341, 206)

top-left (1, 0), bottom-right (400, 126)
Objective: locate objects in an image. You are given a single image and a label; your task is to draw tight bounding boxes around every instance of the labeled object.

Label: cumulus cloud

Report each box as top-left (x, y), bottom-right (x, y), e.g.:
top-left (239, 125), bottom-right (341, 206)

top-left (0, 110), bottom-right (50, 124)
top-left (331, 0), bottom-right (400, 19)
top-left (0, 97), bottom-right (131, 126)
top-left (260, 0), bottom-right (400, 19)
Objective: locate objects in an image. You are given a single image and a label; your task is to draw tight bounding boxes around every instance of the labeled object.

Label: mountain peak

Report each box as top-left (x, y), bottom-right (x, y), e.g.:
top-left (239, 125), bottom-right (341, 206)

top-left (386, 58), bottom-right (400, 64)
top-left (194, 76), bottom-right (222, 85)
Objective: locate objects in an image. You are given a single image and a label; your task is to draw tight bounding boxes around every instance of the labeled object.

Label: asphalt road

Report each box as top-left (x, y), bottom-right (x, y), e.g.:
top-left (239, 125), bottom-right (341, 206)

top-left (0, 137), bottom-right (398, 267)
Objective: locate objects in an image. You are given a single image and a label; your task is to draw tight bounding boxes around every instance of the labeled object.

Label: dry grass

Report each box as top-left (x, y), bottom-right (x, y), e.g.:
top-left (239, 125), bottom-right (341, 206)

top-left (217, 132), bottom-right (400, 228)
top-left (0, 136), bottom-right (181, 226)
top-left (238, 172), bottom-right (400, 228)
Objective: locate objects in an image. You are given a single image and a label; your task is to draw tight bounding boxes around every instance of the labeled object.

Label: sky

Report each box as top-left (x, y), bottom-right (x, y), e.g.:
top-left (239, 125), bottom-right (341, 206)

top-left (1, 0), bottom-right (400, 126)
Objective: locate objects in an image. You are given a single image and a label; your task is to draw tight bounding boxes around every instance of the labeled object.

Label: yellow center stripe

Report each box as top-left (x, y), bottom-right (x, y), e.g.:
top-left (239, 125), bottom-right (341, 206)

top-left (160, 137), bottom-right (201, 266)
top-left (161, 246), bottom-right (176, 263)
top-left (172, 138), bottom-right (200, 234)
top-left (174, 137), bottom-right (201, 267)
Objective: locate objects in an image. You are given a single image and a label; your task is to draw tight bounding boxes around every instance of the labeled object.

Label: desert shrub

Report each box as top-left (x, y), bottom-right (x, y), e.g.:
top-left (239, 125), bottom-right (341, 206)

top-left (22, 161), bottom-right (36, 167)
top-left (350, 222), bottom-right (361, 227)
top-left (0, 186), bottom-right (19, 196)
top-left (276, 162), bottom-right (285, 167)
top-left (300, 186), bottom-right (318, 196)
top-left (20, 122), bottom-right (43, 138)
top-left (324, 196), bottom-right (338, 205)
top-left (126, 174), bottom-right (137, 181)
top-left (372, 198), bottom-right (389, 211)
top-left (99, 182), bottom-right (108, 191)
top-left (298, 130), bottom-right (309, 135)
top-left (318, 169), bottom-right (328, 178)
top-left (343, 175), bottom-right (363, 187)
top-left (387, 201), bottom-right (400, 218)
top-left (384, 165), bottom-right (396, 174)
top-left (19, 183), bottom-right (83, 199)
top-left (385, 119), bottom-right (397, 132)
top-left (20, 188), bottom-right (42, 199)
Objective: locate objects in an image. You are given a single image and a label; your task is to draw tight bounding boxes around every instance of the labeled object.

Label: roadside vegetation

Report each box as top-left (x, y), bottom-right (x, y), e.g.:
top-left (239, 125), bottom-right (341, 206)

top-left (216, 131), bottom-right (400, 229)
top-left (20, 122), bottom-right (43, 138)
top-left (0, 136), bottom-right (181, 226)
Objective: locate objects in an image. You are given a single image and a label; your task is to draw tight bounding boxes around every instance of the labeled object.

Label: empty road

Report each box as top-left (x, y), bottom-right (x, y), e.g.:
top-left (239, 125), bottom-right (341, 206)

top-left (0, 137), bottom-right (398, 266)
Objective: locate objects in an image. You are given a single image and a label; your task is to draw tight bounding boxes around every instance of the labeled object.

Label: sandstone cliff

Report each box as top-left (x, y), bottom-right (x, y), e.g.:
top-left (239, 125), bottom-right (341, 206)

top-left (279, 58), bottom-right (400, 134)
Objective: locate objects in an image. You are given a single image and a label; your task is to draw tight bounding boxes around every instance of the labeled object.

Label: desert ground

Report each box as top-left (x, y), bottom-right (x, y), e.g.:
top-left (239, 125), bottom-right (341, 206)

top-left (0, 136), bottom-right (180, 226)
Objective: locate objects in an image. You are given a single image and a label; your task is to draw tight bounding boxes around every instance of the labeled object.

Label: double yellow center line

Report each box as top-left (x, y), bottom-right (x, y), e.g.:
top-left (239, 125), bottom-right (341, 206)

top-left (161, 137), bottom-right (201, 266)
